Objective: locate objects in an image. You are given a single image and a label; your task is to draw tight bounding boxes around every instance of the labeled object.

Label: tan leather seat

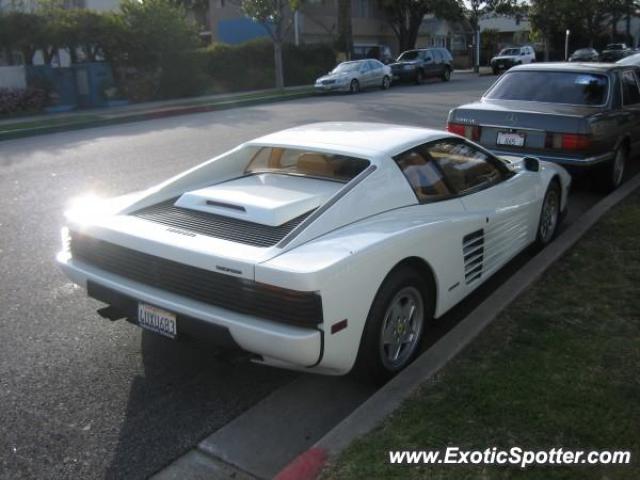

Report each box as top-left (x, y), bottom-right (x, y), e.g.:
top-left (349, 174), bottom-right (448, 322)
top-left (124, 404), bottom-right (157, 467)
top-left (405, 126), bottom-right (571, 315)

top-left (401, 152), bottom-right (450, 199)
top-left (297, 153), bottom-right (335, 176)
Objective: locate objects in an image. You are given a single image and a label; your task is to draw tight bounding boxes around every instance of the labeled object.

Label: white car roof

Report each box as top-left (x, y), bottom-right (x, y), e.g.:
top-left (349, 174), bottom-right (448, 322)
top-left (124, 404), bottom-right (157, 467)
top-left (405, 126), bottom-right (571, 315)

top-left (246, 122), bottom-right (450, 159)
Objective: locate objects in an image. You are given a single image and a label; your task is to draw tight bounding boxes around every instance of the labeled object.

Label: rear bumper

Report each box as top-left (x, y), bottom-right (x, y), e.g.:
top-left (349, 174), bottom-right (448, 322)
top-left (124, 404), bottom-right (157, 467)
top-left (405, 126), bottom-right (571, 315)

top-left (57, 253), bottom-right (323, 369)
top-left (490, 60), bottom-right (516, 70)
top-left (314, 83), bottom-right (349, 92)
top-left (492, 148), bottom-right (614, 168)
top-left (392, 70), bottom-right (417, 82)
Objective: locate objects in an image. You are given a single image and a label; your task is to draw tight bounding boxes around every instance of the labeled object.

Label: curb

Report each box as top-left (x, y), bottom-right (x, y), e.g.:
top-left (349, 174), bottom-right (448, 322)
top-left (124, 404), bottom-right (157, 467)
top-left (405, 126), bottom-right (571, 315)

top-left (274, 172), bottom-right (640, 480)
top-left (273, 448), bottom-right (328, 480)
top-left (0, 89), bottom-right (314, 142)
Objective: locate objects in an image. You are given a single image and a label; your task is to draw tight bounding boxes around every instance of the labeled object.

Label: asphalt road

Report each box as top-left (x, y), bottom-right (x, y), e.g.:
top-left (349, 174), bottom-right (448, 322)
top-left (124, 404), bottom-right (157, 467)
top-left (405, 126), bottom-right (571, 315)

top-left (0, 73), bottom-right (624, 480)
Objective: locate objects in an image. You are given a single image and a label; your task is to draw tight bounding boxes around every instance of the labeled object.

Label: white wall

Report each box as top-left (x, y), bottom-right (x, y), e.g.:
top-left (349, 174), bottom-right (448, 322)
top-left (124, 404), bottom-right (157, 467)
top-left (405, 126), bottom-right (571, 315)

top-left (85, 0), bottom-right (121, 12)
top-left (0, 66), bottom-right (26, 89)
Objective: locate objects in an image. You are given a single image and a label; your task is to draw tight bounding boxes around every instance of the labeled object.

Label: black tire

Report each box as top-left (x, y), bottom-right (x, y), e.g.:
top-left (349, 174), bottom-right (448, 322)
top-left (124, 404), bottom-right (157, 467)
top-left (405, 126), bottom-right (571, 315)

top-left (492, 67), bottom-right (499, 75)
top-left (381, 75), bottom-right (391, 90)
top-left (349, 79), bottom-right (360, 94)
top-left (595, 145), bottom-right (627, 193)
top-left (415, 69), bottom-right (424, 85)
top-left (441, 67), bottom-right (451, 82)
top-left (534, 180), bottom-right (562, 249)
top-left (352, 266), bottom-right (433, 384)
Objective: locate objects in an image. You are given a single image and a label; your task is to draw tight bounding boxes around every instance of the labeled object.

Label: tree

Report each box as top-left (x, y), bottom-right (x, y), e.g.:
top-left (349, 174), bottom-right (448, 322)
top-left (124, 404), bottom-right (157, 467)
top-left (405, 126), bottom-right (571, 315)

top-left (0, 12), bottom-right (44, 65)
top-left (169, 0), bottom-right (210, 31)
top-left (529, 0), bottom-right (564, 60)
top-left (116, 0), bottom-right (203, 99)
top-left (242, 0), bottom-right (300, 90)
top-left (336, 0), bottom-right (353, 58)
top-left (467, 0), bottom-right (520, 71)
top-left (378, 0), bottom-right (463, 53)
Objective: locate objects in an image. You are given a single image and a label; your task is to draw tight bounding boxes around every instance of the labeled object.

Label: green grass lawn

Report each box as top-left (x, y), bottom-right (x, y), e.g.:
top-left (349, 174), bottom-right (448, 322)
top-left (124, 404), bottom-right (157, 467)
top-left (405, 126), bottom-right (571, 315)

top-left (323, 192), bottom-right (640, 480)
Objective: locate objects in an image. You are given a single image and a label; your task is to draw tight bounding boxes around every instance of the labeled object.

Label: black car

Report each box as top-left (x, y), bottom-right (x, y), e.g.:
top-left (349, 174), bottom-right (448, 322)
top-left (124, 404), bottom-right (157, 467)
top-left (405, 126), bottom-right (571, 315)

top-left (448, 63), bottom-right (640, 192)
top-left (569, 48), bottom-right (599, 62)
top-left (600, 43), bottom-right (632, 62)
top-left (390, 48), bottom-right (454, 84)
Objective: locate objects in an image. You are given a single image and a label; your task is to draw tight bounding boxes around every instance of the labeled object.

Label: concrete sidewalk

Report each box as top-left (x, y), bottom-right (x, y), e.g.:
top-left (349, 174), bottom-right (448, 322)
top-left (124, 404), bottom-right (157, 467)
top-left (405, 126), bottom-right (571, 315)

top-left (0, 85), bottom-right (314, 141)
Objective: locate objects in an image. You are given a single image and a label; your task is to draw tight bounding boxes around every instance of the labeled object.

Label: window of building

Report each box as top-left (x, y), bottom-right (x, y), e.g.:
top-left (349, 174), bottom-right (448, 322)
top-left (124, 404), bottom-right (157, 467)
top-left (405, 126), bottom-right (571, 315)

top-left (353, 0), bottom-right (370, 17)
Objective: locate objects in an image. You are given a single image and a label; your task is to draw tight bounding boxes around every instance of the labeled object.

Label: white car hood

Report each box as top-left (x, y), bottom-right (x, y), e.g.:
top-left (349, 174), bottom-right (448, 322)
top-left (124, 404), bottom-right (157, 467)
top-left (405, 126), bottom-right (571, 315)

top-left (175, 174), bottom-right (341, 226)
top-left (492, 55), bottom-right (519, 61)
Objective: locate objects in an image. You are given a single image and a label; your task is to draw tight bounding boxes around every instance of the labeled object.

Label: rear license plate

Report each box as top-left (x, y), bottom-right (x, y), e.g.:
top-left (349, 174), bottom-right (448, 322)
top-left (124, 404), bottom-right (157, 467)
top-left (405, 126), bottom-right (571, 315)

top-left (138, 303), bottom-right (177, 339)
top-left (497, 131), bottom-right (526, 147)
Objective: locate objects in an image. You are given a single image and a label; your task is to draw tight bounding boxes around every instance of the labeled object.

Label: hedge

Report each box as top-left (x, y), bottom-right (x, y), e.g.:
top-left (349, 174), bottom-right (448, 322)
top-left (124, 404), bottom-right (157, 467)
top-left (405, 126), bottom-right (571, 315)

top-left (201, 39), bottom-right (336, 93)
top-left (0, 88), bottom-right (48, 115)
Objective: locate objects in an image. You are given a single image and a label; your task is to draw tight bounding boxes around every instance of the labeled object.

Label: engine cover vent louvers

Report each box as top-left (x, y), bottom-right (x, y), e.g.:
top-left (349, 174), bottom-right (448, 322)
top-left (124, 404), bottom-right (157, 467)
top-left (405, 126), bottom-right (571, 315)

top-left (463, 229), bottom-right (484, 284)
top-left (130, 198), bottom-right (313, 248)
top-left (69, 232), bottom-right (323, 328)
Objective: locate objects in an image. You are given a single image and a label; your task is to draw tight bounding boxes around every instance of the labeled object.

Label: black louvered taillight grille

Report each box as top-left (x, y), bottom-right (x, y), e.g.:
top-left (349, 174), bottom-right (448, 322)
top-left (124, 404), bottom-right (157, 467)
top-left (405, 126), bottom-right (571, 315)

top-left (70, 232), bottom-right (323, 327)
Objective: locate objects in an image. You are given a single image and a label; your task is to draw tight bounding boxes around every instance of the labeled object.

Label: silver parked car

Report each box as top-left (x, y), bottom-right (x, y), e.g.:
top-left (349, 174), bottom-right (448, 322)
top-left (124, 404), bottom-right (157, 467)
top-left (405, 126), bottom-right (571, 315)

top-left (314, 59), bottom-right (392, 93)
top-left (617, 52), bottom-right (640, 66)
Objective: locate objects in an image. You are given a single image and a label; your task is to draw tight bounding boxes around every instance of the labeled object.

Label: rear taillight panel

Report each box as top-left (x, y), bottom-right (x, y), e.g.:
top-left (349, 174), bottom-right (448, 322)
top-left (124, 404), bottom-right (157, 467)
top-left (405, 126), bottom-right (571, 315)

top-left (545, 132), bottom-right (592, 151)
top-left (447, 122), bottom-right (481, 141)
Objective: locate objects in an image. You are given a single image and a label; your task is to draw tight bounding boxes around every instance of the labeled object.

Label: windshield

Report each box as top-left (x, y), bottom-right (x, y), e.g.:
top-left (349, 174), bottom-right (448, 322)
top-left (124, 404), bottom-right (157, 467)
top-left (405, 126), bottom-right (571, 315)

top-left (574, 49), bottom-right (592, 55)
top-left (617, 53), bottom-right (640, 65)
top-left (485, 71), bottom-right (609, 105)
top-left (332, 62), bottom-right (361, 73)
top-left (245, 147), bottom-right (370, 182)
top-left (606, 44), bottom-right (624, 50)
top-left (397, 50), bottom-right (420, 61)
top-left (499, 48), bottom-right (521, 56)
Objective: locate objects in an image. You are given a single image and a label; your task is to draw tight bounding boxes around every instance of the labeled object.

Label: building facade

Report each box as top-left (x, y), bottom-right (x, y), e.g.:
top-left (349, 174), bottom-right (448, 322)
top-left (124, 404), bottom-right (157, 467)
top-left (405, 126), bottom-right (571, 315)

top-left (208, 0), bottom-right (398, 54)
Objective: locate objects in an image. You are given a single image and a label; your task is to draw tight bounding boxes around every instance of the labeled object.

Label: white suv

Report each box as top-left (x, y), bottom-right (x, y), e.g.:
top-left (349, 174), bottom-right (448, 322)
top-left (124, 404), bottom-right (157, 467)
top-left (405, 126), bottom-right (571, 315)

top-left (490, 46), bottom-right (536, 74)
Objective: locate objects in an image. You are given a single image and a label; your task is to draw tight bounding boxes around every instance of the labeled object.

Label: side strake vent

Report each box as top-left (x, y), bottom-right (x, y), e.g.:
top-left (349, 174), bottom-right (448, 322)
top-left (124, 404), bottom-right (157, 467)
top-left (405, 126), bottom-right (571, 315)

top-left (463, 229), bottom-right (484, 284)
top-left (130, 198), bottom-right (313, 248)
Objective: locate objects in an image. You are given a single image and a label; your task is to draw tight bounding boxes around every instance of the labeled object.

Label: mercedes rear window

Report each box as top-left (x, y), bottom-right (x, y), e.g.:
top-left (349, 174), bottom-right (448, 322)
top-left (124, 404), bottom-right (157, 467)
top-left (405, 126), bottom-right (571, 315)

top-left (245, 147), bottom-right (370, 182)
top-left (485, 71), bottom-right (609, 105)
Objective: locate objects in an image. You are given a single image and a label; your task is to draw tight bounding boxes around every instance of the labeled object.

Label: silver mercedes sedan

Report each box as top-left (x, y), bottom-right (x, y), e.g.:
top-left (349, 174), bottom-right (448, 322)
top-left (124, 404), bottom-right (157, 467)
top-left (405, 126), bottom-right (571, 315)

top-left (314, 59), bottom-right (392, 93)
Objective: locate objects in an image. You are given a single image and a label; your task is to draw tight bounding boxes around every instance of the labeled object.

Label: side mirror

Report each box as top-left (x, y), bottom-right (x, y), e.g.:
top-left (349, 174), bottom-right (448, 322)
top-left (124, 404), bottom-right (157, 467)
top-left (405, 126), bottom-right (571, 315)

top-left (425, 57), bottom-right (432, 62)
top-left (523, 156), bottom-right (540, 172)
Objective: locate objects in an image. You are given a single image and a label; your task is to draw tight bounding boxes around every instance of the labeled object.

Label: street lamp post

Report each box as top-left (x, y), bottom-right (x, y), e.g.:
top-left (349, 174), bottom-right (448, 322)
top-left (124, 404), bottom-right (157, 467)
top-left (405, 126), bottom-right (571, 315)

top-left (565, 29), bottom-right (570, 61)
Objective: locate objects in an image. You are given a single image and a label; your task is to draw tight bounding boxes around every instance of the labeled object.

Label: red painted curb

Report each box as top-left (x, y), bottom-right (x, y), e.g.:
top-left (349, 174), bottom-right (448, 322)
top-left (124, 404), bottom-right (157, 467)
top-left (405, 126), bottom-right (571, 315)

top-left (274, 447), bottom-right (328, 480)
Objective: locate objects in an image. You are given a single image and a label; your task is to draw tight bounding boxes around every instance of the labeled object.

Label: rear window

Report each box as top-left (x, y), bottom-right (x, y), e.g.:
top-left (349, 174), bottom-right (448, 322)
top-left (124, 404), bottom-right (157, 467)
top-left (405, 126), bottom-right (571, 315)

top-left (485, 71), bottom-right (609, 105)
top-left (398, 50), bottom-right (420, 61)
top-left (245, 147), bottom-right (369, 182)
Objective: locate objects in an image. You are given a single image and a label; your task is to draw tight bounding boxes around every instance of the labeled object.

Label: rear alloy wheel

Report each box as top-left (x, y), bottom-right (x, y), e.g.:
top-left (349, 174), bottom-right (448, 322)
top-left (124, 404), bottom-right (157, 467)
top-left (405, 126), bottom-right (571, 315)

top-left (381, 75), bottom-right (391, 90)
top-left (441, 67), bottom-right (451, 82)
top-left (598, 146), bottom-right (627, 192)
top-left (535, 181), bottom-right (561, 248)
top-left (349, 79), bottom-right (360, 93)
top-left (415, 70), bottom-right (424, 85)
top-left (379, 287), bottom-right (424, 371)
top-left (353, 266), bottom-right (432, 384)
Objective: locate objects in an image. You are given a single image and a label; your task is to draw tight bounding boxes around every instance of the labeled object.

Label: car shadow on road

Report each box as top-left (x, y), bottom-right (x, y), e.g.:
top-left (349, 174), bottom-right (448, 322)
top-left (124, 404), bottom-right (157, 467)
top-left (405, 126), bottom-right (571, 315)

top-left (104, 330), bottom-right (294, 480)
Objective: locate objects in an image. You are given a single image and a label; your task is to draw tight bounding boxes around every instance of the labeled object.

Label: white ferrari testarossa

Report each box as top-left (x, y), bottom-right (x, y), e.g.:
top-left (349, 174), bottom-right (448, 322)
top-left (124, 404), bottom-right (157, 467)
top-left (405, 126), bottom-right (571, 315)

top-left (58, 122), bottom-right (571, 380)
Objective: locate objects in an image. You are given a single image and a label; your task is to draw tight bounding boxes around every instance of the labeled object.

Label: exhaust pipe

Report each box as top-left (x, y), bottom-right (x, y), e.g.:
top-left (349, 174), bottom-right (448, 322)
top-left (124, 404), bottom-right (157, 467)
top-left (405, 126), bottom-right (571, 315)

top-left (96, 305), bottom-right (126, 321)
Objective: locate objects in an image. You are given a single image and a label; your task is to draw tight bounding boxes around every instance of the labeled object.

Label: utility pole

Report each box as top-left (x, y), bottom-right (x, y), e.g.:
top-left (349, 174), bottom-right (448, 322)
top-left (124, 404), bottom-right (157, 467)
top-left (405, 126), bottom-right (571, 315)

top-left (294, 10), bottom-right (300, 46)
top-left (471, 0), bottom-right (480, 73)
